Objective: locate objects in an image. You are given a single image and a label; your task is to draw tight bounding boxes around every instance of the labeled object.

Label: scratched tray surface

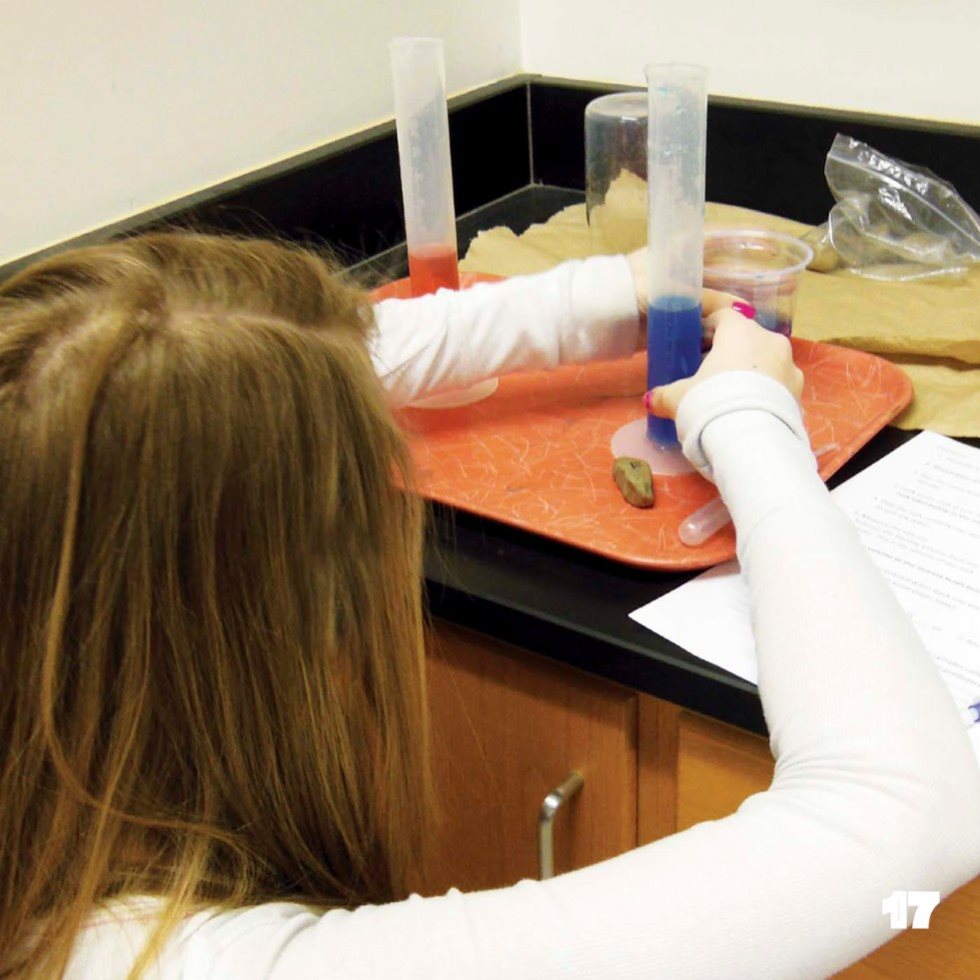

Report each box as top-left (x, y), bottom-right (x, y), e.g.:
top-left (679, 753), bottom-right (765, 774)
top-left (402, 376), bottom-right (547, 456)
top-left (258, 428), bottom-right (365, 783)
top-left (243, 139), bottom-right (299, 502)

top-left (375, 278), bottom-right (912, 570)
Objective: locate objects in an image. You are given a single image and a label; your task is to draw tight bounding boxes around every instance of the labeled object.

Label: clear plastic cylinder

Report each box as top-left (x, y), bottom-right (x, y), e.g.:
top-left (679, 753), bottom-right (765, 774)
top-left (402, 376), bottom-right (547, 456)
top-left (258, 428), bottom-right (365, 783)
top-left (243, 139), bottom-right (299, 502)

top-left (645, 64), bottom-right (707, 445)
top-left (389, 36), bottom-right (459, 297)
top-left (585, 92), bottom-right (648, 255)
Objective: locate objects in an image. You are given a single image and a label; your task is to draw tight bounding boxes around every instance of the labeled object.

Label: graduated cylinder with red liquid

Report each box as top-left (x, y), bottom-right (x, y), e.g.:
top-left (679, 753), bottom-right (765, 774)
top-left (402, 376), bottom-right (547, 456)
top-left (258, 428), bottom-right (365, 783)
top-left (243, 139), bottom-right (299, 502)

top-left (407, 243), bottom-right (459, 297)
top-left (389, 37), bottom-right (460, 297)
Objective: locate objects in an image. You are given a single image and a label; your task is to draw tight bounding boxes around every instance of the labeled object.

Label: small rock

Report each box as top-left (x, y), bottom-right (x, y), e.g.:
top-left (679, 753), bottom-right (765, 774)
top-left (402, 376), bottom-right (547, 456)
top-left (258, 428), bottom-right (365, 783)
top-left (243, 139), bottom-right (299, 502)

top-left (802, 224), bottom-right (840, 274)
top-left (612, 457), bottom-right (654, 508)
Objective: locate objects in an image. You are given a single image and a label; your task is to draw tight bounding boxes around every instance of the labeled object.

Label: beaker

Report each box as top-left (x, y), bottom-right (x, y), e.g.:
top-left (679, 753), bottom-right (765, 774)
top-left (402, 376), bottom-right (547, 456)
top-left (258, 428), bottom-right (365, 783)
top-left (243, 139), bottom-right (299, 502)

top-left (585, 92), bottom-right (648, 255)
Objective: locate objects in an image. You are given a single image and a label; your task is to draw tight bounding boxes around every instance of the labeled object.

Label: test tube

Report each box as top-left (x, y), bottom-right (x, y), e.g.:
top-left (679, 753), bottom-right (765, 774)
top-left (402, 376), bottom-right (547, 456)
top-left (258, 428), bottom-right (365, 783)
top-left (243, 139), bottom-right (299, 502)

top-left (389, 37), bottom-right (460, 298)
top-left (645, 64), bottom-right (708, 445)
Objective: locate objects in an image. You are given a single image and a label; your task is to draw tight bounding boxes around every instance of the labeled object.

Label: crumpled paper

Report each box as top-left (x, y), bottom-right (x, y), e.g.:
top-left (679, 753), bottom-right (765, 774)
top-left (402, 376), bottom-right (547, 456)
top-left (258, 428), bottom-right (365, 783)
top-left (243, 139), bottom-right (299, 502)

top-left (588, 170), bottom-right (649, 255)
top-left (461, 199), bottom-right (980, 435)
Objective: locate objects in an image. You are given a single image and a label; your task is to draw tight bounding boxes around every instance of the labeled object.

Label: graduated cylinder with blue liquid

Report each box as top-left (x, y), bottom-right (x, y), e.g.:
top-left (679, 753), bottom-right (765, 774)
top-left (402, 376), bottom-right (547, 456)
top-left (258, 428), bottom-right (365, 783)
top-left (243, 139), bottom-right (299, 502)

top-left (645, 64), bottom-right (708, 449)
top-left (647, 297), bottom-right (702, 443)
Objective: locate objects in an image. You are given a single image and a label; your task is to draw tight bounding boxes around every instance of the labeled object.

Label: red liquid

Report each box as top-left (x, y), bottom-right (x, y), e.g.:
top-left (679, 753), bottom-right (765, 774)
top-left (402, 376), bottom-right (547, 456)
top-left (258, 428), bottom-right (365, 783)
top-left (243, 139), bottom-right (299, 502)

top-left (408, 244), bottom-right (460, 297)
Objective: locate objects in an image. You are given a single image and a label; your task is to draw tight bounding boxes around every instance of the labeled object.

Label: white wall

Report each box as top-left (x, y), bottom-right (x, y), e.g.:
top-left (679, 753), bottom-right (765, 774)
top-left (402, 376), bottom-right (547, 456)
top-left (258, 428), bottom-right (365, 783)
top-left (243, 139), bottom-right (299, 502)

top-left (0, 1), bottom-right (521, 265)
top-left (4, 1), bottom-right (975, 267)
top-left (520, 0), bottom-right (980, 126)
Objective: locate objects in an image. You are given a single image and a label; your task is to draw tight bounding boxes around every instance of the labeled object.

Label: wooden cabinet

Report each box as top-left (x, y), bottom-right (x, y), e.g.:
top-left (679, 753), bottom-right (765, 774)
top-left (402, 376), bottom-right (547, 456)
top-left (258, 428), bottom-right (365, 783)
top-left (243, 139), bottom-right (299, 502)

top-left (638, 696), bottom-right (776, 840)
top-left (422, 621), bottom-right (978, 976)
top-left (419, 621), bottom-right (637, 894)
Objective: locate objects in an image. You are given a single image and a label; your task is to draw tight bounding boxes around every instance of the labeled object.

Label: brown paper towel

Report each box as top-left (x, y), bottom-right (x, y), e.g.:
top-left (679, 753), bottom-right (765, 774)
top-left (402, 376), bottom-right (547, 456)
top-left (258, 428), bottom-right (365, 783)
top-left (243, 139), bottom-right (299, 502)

top-left (461, 201), bottom-right (980, 435)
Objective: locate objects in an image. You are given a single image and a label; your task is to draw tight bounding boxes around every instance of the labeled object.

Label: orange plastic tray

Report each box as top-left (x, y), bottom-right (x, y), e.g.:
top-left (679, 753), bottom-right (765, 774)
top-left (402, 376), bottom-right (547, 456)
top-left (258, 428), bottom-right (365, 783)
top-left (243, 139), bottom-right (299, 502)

top-left (375, 274), bottom-right (913, 570)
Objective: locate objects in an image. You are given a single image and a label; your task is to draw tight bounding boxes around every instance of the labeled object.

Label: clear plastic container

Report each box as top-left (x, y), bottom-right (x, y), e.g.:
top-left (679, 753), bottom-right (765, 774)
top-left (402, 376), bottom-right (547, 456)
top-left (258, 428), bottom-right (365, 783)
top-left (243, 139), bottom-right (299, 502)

top-left (585, 92), bottom-right (648, 255)
top-left (703, 230), bottom-right (813, 336)
top-left (609, 65), bottom-right (706, 474)
top-left (645, 64), bottom-right (707, 449)
top-left (389, 36), bottom-right (460, 298)
top-left (389, 37), bottom-right (496, 408)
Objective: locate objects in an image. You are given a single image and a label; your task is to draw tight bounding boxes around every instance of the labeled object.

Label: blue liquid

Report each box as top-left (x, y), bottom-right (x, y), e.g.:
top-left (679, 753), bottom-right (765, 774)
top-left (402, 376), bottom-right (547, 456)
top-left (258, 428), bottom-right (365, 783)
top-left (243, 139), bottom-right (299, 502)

top-left (646, 297), bottom-right (702, 445)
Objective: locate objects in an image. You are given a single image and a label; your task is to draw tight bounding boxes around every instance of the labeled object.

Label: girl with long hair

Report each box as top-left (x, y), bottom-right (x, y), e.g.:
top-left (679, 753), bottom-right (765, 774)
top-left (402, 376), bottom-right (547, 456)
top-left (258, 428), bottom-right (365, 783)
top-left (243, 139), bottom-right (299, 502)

top-left (1, 233), bottom-right (977, 978)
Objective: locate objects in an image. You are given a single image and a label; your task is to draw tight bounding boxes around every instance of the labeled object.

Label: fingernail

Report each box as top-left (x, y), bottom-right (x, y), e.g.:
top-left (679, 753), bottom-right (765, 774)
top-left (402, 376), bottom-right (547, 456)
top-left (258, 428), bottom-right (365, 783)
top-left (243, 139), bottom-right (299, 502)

top-left (643, 390), bottom-right (654, 411)
top-left (732, 301), bottom-right (756, 319)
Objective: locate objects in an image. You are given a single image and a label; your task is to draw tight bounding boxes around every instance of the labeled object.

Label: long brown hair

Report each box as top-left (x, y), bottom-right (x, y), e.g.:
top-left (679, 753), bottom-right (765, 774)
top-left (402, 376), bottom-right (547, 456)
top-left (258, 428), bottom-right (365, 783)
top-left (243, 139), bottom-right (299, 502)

top-left (0, 233), bottom-right (429, 976)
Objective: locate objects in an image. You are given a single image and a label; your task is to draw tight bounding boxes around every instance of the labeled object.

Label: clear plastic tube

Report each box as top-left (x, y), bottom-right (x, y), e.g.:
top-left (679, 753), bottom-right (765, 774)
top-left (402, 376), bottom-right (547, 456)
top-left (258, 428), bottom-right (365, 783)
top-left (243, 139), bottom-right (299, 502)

top-left (678, 496), bottom-right (731, 548)
top-left (389, 36), bottom-right (460, 297)
top-left (645, 64), bottom-right (707, 446)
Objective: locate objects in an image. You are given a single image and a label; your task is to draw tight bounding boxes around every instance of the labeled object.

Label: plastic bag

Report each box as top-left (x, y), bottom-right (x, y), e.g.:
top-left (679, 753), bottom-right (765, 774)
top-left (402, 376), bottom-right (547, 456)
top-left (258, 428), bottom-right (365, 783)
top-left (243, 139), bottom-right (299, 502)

top-left (817, 134), bottom-right (980, 281)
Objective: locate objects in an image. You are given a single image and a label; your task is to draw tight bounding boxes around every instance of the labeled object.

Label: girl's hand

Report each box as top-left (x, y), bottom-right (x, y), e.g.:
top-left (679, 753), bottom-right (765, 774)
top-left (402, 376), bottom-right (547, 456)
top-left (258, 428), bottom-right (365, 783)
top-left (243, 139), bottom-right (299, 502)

top-left (644, 309), bottom-right (804, 420)
top-left (626, 247), bottom-right (750, 350)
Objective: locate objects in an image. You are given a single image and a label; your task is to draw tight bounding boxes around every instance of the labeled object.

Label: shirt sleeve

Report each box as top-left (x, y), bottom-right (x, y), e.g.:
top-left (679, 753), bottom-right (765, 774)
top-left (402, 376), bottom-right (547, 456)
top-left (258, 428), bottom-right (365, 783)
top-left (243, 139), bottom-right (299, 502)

top-left (370, 255), bottom-right (639, 406)
top-left (172, 373), bottom-right (980, 979)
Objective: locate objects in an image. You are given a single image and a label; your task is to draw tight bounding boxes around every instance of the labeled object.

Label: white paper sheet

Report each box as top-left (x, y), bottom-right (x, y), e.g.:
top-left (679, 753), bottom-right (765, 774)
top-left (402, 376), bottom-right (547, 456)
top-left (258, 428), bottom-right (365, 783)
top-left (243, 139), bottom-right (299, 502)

top-left (630, 432), bottom-right (980, 741)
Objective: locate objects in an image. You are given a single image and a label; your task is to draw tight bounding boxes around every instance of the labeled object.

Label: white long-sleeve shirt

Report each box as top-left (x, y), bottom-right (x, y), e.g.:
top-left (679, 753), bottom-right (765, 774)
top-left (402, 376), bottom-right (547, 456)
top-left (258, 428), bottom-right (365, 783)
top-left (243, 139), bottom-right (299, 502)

top-left (68, 257), bottom-right (980, 979)
top-left (370, 255), bottom-right (641, 406)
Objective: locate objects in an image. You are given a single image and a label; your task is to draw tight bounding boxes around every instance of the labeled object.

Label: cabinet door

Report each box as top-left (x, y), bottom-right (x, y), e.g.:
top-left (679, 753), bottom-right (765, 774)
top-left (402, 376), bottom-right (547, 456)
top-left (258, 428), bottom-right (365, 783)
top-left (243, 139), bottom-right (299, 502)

top-left (417, 621), bottom-right (637, 895)
top-left (637, 694), bottom-right (980, 980)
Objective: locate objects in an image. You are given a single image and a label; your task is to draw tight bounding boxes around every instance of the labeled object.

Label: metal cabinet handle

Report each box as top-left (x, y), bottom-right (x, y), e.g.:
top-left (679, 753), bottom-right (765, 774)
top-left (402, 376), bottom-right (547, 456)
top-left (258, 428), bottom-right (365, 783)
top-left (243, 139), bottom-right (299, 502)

top-left (538, 771), bottom-right (584, 879)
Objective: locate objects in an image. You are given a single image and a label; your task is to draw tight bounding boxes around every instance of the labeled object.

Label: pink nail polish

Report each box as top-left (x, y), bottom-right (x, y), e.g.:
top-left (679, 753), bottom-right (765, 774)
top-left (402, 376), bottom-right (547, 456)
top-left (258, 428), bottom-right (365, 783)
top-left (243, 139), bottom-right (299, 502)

top-left (643, 391), bottom-right (653, 411)
top-left (732, 301), bottom-right (756, 320)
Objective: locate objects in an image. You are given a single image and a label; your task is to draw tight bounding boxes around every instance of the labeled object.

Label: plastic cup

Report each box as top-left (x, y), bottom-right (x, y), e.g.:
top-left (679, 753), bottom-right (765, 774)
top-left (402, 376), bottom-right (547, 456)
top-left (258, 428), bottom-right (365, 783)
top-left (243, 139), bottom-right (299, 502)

top-left (703, 230), bottom-right (813, 337)
top-left (585, 92), bottom-right (648, 255)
